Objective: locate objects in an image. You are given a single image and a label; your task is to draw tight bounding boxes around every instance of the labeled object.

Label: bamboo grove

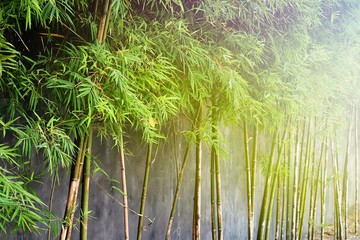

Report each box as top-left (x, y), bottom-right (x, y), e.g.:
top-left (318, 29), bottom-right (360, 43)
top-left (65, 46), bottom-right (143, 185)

top-left (1, 0), bottom-right (360, 239)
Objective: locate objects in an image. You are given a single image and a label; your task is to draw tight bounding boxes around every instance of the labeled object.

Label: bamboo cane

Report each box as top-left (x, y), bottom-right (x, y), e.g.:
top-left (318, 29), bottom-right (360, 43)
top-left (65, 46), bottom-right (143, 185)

top-left (47, 175), bottom-right (57, 240)
top-left (60, 137), bottom-right (87, 240)
top-left (193, 106), bottom-right (202, 240)
top-left (244, 120), bottom-right (253, 240)
top-left (355, 107), bottom-right (359, 236)
top-left (257, 129), bottom-right (279, 240)
top-left (307, 119), bottom-right (317, 239)
top-left (342, 108), bottom-right (352, 240)
top-left (119, 133), bottom-right (129, 240)
top-left (332, 139), bottom-right (344, 240)
top-left (214, 135), bottom-right (223, 240)
top-left (137, 142), bottom-right (153, 240)
top-left (211, 137), bottom-right (217, 240)
top-left (291, 126), bottom-right (300, 240)
top-left (310, 135), bottom-right (326, 240)
top-left (295, 120), bottom-right (307, 239)
top-left (286, 128), bottom-right (293, 240)
top-left (81, 129), bottom-right (93, 240)
top-left (275, 175), bottom-right (282, 240)
top-left (166, 107), bottom-right (201, 239)
top-left (265, 128), bottom-right (287, 240)
top-left (251, 121), bottom-right (258, 229)
top-left (165, 143), bottom-right (191, 240)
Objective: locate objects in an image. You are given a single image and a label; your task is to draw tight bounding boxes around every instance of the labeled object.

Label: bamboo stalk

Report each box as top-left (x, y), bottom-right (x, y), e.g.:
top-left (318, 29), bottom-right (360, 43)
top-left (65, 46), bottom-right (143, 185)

top-left (281, 146), bottom-right (287, 240)
top-left (264, 128), bottom-right (287, 240)
top-left (244, 120), bottom-right (253, 240)
top-left (257, 129), bottom-right (279, 240)
top-left (295, 120), bottom-right (307, 239)
top-left (118, 133), bottom-right (130, 240)
top-left (307, 119), bottom-right (317, 239)
top-left (355, 107), bottom-right (359, 236)
top-left (310, 135), bottom-right (326, 240)
top-left (332, 139), bottom-right (344, 240)
top-left (251, 122), bottom-right (258, 225)
top-left (60, 137), bottom-right (87, 240)
top-left (97, 0), bottom-right (110, 42)
top-left (214, 135), bottom-right (223, 240)
top-left (47, 175), bottom-right (57, 240)
top-left (342, 109), bottom-right (352, 240)
top-left (320, 135), bottom-right (329, 240)
top-left (298, 120), bottom-right (312, 239)
top-left (210, 142), bottom-right (217, 240)
top-left (137, 142), bottom-right (153, 240)
top-left (275, 175), bottom-right (282, 240)
top-left (81, 129), bottom-right (93, 240)
top-left (166, 107), bottom-right (201, 239)
top-left (286, 128), bottom-right (293, 240)
top-left (291, 125), bottom-right (300, 240)
top-left (165, 143), bottom-right (191, 240)
top-left (193, 105), bottom-right (202, 240)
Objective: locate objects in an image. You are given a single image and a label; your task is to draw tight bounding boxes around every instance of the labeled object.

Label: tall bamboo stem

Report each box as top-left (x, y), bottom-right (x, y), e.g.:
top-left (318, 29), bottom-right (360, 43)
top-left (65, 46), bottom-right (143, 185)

top-left (210, 139), bottom-right (217, 240)
top-left (257, 129), bottom-right (279, 240)
top-left (244, 120), bottom-right (253, 240)
top-left (355, 107), bottom-right (359, 236)
top-left (286, 128), bottom-right (293, 240)
top-left (310, 135), bottom-right (326, 240)
top-left (298, 120), bottom-right (312, 239)
top-left (60, 137), bottom-right (87, 240)
top-left (214, 135), bottom-right (223, 240)
top-left (165, 143), bottom-right (191, 239)
top-left (295, 120), bottom-right (307, 239)
top-left (332, 139), bottom-right (344, 240)
top-left (137, 142), bottom-right (153, 240)
top-left (47, 175), bottom-right (57, 240)
top-left (265, 128), bottom-right (287, 240)
top-left (291, 126), bottom-right (300, 240)
top-left (119, 133), bottom-right (129, 240)
top-left (193, 106), bottom-right (202, 240)
top-left (342, 108), bottom-right (352, 240)
top-left (251, 122), bottom-right (258, 227)
top-left (81, 129), bottom-right (93, 240)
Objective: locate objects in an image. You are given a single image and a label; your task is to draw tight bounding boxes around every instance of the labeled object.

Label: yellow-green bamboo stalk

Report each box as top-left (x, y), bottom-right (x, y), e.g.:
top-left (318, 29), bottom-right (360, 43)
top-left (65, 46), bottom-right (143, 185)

top-left (310, 135), bottom-right (326, 240)
top-left (60, 137), bottom-right (87, 240)
top-left (244, 120), bottom-right (253, 240)
top-left (193, 106), bottom-right (202, 240)
top-left (275, 176), bottom-right (282, 240)
top-left (265, 128), bottom-right (287, 240)
top-left (291, 126), bottom-right (300, 240)
top-left (47, 175), bottom-right (57, 240)
top-left (342, 109), bottom-right (352, 240)
top-left (307, 119), bottom-right (317, 239)
top-left (215, 139), bottom-right (223, 240)
top-left (332, 139), bottom-right (344, 240)
top-left (295, 120), bottom-right (307, 238)
top-left (165, 143), bottom-right (191, 240)
top-left (298, 120), bottom-right (312, 239)
top-left (320, 135), bottom-right (329, 240)
top-left (286, 128), bottom-right (293, 240)
top-left (81, 129), bottom-right (93, 240)
top-left (119, 133), bottom-right (129, 240)
top-left (257, 129), bottom-right (279, 240)
top-left (210, 136), bottom-right (217, 240)
top-left (251, 122), bottom-right (258, 225)
top-left (355, 107), bottom-right (359, 236)
top-left (137, 142), bottom-right (153, 240)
